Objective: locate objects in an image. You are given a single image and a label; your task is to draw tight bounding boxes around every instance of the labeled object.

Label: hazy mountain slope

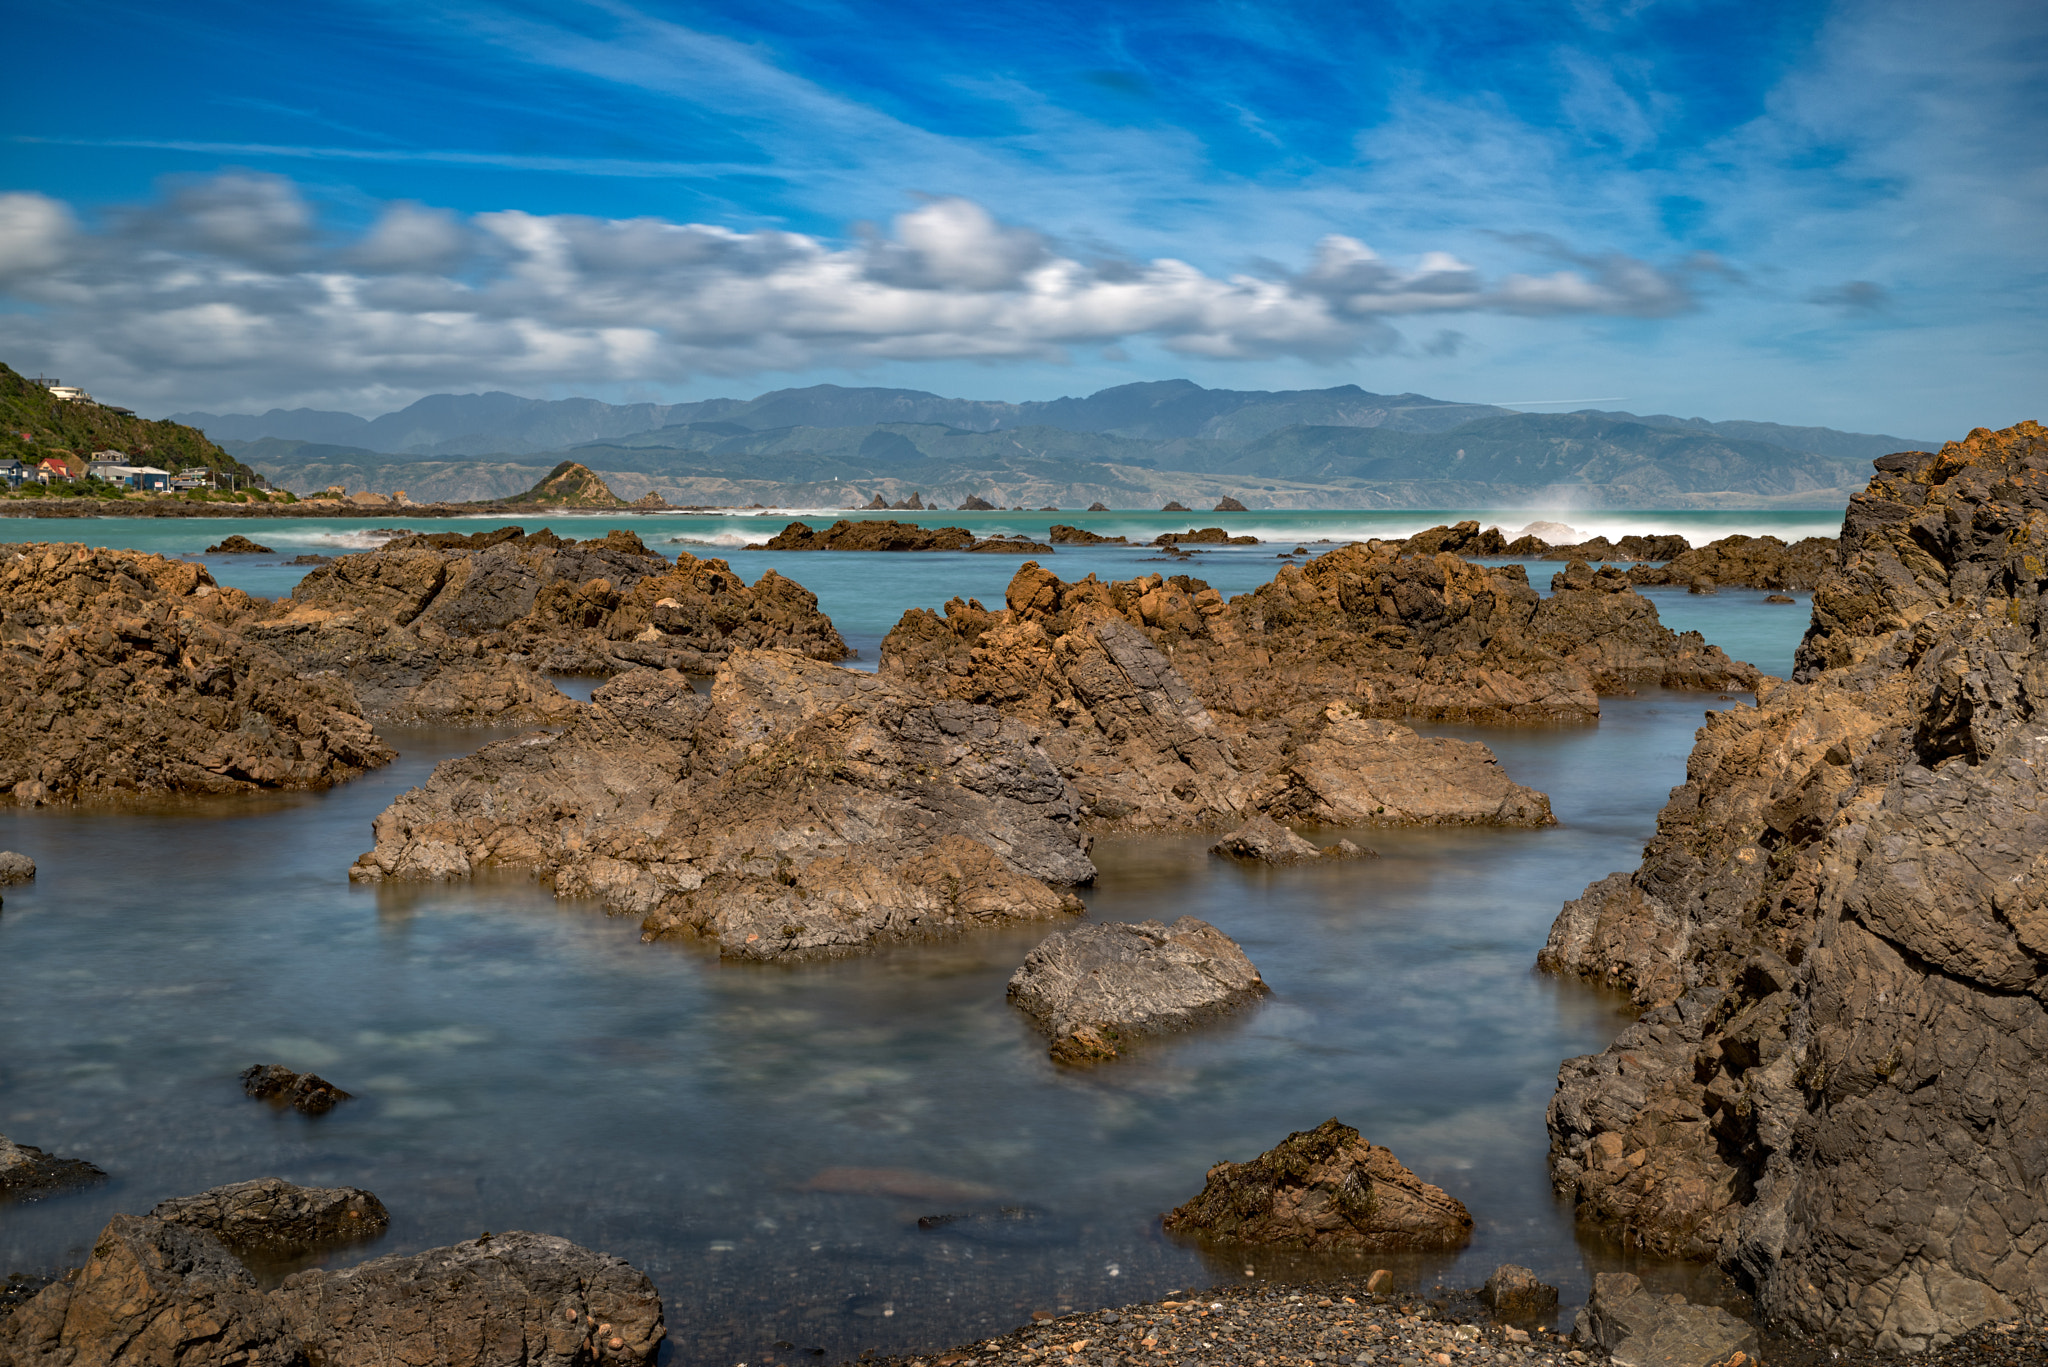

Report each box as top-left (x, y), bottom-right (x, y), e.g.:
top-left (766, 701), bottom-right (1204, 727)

top-left (1576, 409), bottom-right (1933, 461)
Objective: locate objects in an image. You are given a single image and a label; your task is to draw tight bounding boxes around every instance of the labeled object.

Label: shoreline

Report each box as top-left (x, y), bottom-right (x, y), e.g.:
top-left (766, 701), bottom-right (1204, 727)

top-left (0, 498), bottom-right (749, 519)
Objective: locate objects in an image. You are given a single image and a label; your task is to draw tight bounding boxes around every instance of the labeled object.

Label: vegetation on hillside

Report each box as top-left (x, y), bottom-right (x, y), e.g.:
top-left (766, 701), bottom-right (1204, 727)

top-left (0, 362), bottom-right (257, 482)
top-left (506, 460), bottom-right (625, 507)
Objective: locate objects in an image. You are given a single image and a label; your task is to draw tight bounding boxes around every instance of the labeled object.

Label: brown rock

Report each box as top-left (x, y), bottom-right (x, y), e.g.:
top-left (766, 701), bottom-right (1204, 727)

top-left (1538, 422), bottom-right (2048, 1351)
top-left (957, 495), bottom-right (996, 511)
top-left (0, 544), bottom-right (392, 805)
top-left (1213, 496), bottom-right (1249, 512)
top-left (205, 535), bottom-right (272, 554)
top-left (150, 1178), bottom-right (389, 1252)
top-left (1087, 502), bottom-right (1110, 511)
top-left (0, 852), bottom-right (32, 884)
top-left (240, 1064), bottom-right (352, 1115)
top-left (1162, 1119), bottom-right (1472, 1251)
top-left (1048, 525), bottom-right (1128, 545)
top-left (1161, 501), bottom-right (1191, 512)
top-left (1007, 917), bottom-right (1267, 1062)
top-left (1625, 533), bottom-right (1837, 590)
top-left (1479, 1264), bottom-right (1559, 1319)
top-left (505, 460), bottom-right (626, 508)
top-left (749, 519), bottom-right (974, 552)
top-left (1210, 814), bottom-right (1343, 864)
top-left (1153, 527), bottom-right (1259, 546)
top-left (349, 653), bottom-right (1095, 960)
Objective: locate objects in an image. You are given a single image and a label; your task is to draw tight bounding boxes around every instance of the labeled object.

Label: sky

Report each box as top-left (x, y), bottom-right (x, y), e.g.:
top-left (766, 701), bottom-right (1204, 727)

top-left (0, 0), bottom-right (2042, 438)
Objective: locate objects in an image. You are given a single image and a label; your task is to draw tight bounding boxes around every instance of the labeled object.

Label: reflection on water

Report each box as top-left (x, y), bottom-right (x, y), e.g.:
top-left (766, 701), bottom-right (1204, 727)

top-left (0, 674), bottom-right (1784, 1363)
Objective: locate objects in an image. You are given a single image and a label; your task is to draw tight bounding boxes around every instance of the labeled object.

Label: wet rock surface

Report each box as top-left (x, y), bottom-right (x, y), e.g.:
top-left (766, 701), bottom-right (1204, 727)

top-left (1006, 916), bottom-right (1267, 1062)
top-left (252, 526), bottom-right (846, 724)
top-left (1481, 1264), bottom-right (1560, 1320)
top-left (205, 535), bottom-right (272, 554)
top-left (148, 1178), bottom-right (389, 1253)
top-left (0, 1210), bottom-right (663, 1367)
top-left (0, 852), bottom-right (31, 884)
top-left (1625, 535), bottom-right (1836, 591)
top-left (1210, 814), bottom-right (1366, 863)
top-left (1047, 525), bottom-right (1127, 545)
top-left (1537, 422), bottom-right (2048, 1351)
top-left (0, 543), bottom-right (392, 805)
top-left (240, 1064), bottom-right (352, 1115)
top-left (351, 652), bottom-right (1094, 960)
top-left (0, 1136), bottom-right (105, 1201)
top-left (1573, 1273), bottom-right (1756, 1367)
top-left (1161, 1119), bottom-right (1473, 1252)
top-left (752, 519), bottom-right (977, 552)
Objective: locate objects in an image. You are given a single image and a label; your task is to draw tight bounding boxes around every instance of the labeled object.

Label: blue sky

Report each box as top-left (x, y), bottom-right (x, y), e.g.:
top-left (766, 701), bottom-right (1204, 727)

top-left (1, 0), bottom-right (2042, 437)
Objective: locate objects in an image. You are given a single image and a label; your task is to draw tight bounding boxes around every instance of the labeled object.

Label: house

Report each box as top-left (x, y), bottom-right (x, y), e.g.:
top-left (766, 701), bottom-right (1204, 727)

top-left (87, 454), bottom-right (131, 482)
top-left (170, 471), bottom-right (215, 492)
top-left (35, 459), bottom-right (70, 484)
top-left (127, 465), bottom-right (170, 492)
top-left (0, 459), bottom-right (28, 489)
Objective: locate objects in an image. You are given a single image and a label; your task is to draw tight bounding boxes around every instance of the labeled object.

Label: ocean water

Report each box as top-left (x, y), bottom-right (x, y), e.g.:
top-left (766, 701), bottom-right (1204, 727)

top-left (0, 511), bottom-right (1822, 1364)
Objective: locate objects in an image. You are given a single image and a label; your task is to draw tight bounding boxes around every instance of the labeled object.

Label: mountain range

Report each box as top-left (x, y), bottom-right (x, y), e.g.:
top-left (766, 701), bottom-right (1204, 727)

top-left (175, 379), bottom-right (1938, 509)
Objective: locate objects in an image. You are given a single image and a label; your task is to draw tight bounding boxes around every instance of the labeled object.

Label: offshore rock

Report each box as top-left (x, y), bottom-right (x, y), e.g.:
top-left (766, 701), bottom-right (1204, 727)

top-left (0, 852), bottom-right (32, 884)
top-left (0, 1215), bottom-right (663, 1367)
top-left (1538, 422), bottom-right (2048, 1351)
top-left (1571, 1273), bottom-right (1757, 1367)
top-left (1161, 1119), bottom-right (1472, 1252)
top-left (240, 1064), bottom-right (352, 1115)
top-left (1006, 916), bottom-right (1266, 1062)
top-left (1209, 814), bottom-right (1331, 863)
top-left (957, 495), bottom-right (996, 511)
top-left (0, 1136), bottom-right (105, 1200)
top-left (0, 544), bottom-right (391, 805)
top-left (150, 1179), bottom-right (389, 1253)
top-left (751, 519), bottom-right (974, 552)
top-left (205, 535), bottom-right (272, 554)
top-left (1214, 496), bottom-right (1249, 512)
top-left (1626, 533), bottom-right (1837, 590)
top-left (350, 653), bottom-right (1094, 960)
top-left (1153, 527), bottom-right (1259, 546)
top-left (1534, 533), bottom-right (1693, 563)
top-left (505, 460), bottom-right (626, 508)
top-left (253, 526), bottom-right (846, 724)
top-left (1048, 525), bottom-right (1127, 545)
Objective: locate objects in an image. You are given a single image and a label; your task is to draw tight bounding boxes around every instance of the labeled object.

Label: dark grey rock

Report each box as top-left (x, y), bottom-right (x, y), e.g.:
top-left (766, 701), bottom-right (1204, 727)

top-left (1571, 1272), bottom-right (1756, 1367)
top-left (0, 1135), bottom-right (105, 1199)
top-left (149, 1178), bottom-right (389, 1252)
top-left (0, 852), bottom-right (32, 885)
top-left (1007, 916), bottom-right (1266, 1062)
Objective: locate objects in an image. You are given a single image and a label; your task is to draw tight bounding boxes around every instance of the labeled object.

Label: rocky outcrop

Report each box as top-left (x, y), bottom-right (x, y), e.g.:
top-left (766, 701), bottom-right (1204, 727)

top-left (506, 460), bottom-right (626, 508)
top-left (751, 519), bottom-right (975, 551)
top-left (1626, 534), bottom-right (1837, 590)
top-left (149, 1179), bottom-right (388, 1253)
top-left (350, 653), bottom-right (1094, 959)
top-left (958, 495), bottom-right (996, 511)
top-left (1214, 497), bottom-right (1249, 512)
top-left (1571, 1273), bottom-right (1757, 1367)
top-left (251, 527), bottom-right (846, 724)
top-left (1048, 525), bottom-right (1127, 544)
top-left (1250, 706), bottom-right (1553, 826)
top-left (206, 535), bottom-right (272, 554)
top-left (0, 1136), bottom-right (105, 1200)
top-left (1210, 814), bottom-right (1361, 863)
top-left (1161, 1119), bottom-right (1473, 1251)
top-left (1161, 501), bottom-right (1191, 512)
top-left (0, 1213), bottom-right (663, 1367)
top-left (1538, 423), bottom-right (2048, 1351)
top-left (1480, 1264), bottom-right (1559, 1320)
top-left (0, 544), bottom-right (392, 805)
top-left (241, 1064), bottom-right (352, 1114)
top-left (1536, 533), bottom-right (1693, 563)
top-left (1153, 527), bottom-right (1258, 546)
top-left (0, 852), bottom-right (31, 884)
top-left (1006, 917), bottom-right (1267, 1062)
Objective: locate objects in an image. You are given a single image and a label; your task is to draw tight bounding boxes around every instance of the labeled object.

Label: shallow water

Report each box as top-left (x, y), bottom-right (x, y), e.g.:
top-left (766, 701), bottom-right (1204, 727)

top-left (0, 513), bottom-right (1818, 1364)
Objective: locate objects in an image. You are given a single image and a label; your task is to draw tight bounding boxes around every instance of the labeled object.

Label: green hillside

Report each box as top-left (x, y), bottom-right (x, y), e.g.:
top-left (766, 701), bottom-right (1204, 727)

top-left (0, 362), bottom-right (256, 481)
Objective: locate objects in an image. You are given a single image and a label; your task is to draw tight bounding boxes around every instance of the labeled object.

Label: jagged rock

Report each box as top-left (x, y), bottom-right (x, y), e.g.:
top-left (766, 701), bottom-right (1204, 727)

top-left (1571, 1273), bottom-right (1757, 1367)
top-left (1153, 527), bottom-right (1259, 546)
top-left (350, 654), bottom-right (1094, 960)
top-left (506, 460), bottom-right (625, 508)
top-left (206, 535), bottom-right (272, 554)
top-left (1536, 533), bottom-right (1693, 563)
top-left (1538, 423), bottom-right (2048, 1351)
top-left (1626, 533), bottom-right (1837, 590)
top-left (1392, 520), bottom-right (1510, 557)
top-left (1161, 501), bottom-right (1191, 512)
top-left (966, 536), bottom-right (1055, 554)
top-left (150, 1179), bottom-right (388, 1252)
top-left (1214, 497), bottom-right (1248, 512)
top-left (1087, 502), bottom-right (1110, 511)
top-left (0, 1214), bottom-right (663, 1367)
top-left (0, 1135), bottom-right (105, 1199)
top-left (0, 852), bottom-right (31, 884)
top-left (1006, 917), bottom-right (1267, 1062)
top-left (240, 1064), bottom-right (352, 1115)
top-left (957, 495), bottom-right (996, 511)
top-left (1252, 705), bottom-right (1553, 827)
top-left (889, 492), bottom-right (926, 511)
top-left (1161, 1119), bottom-right (1472, 1251)
top-left (1539, 561), bottom-right (1755, 692)
top-left (1048, 525), bottom-right (1128, 545)
top-left (1480, 1264), bottom-right (1559, 1320)
top-left (0, 544), bottom-right (392, 805)
top-left (1210, 815), bottom-right (1345, 863)
top-left (252, 527), bottom-right (845, 724)
top-left (750, 519), bottom-right (974, 552)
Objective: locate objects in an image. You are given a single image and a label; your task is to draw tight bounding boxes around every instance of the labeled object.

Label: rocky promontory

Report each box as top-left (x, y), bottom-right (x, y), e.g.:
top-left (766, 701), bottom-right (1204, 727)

top-left (1162, 1119), bottom-right (1473, 1252)
top-left (350, 652), bottom-right (1095, 959)
top-left (251, 526), bottom-right (847, 724)
top-left (1006, 916), bottom-right (1267, 1062)
top-left (0, 544), bottom-right (392, 805)
top-left (0, 1193), bottom-right (664, 1367)
top-left (1537, 421), bottom-right (2048, 1352)
top-left (1624, 532), bottom-right (1837, 591)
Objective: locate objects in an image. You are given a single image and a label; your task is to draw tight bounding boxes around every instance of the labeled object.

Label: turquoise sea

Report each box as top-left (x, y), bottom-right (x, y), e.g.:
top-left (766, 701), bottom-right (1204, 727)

top-left (0, 508), bottom-right (1829, 1364)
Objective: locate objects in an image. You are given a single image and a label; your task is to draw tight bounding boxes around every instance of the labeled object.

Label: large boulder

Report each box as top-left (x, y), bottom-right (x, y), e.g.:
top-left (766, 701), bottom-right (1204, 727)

top-left (0, 544), bottom-right (391, 805)
top-left (1626, 533), bottom-right (1837, 590)
top-left (1572, 1273), bottom-right (1757, 1367)
top-left (0, 1135), bottom-right (104, 1200)
top-left (1160, 1118), bottom-right (1472, 1251)
top-left (1209, 814), bottom-right (1336, 864)
top-left (251, 527), bottom-right (847, 724)
top-left (1006, 917), bottom-right (1267, 1062)
top-left (240, 1064), bottom-right (352, 1115)
top-left (149, 1179), bottom-right (389, 1253)
top-left (0, 1213), bottom-right (663, 1367)
top-left (0, 852), bottom-right (32, 885)
top-left (351, 653), bottom-right (1095, 959)
top-left (1537, 422), bottom-right (2048, 1351)
top-left (1480, 1264), bottom-right (1559, 1320)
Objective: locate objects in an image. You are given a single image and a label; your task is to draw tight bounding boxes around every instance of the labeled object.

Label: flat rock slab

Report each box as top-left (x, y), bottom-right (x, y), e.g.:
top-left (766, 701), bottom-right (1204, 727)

top-left (1210, 814), bottom-right (1370, 864)
top-left (1574, 1272), bottom-right (1757, 1367)
top-left (1007, 917), bottom-right (1267, 1062)
top-left (0, 1134), bottom-right (105, 1199)
top-left (1162, 1118), bottom-right (1472, 1252)
top-left (150, 1178), bottom-right (390, 1252)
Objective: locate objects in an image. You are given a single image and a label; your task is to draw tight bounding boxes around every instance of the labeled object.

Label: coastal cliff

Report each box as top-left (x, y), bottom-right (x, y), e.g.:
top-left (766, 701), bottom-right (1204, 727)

top-left (1537, 421), bottom-right (2048, 1351)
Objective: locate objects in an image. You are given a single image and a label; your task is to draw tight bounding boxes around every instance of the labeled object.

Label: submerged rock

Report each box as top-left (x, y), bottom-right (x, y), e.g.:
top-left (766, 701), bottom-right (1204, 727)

top-left (1538, 422), bottom-right (2048, 1351)
top-left (0, 1135), bottom-right (105, 1200)
top-left (240, 1064), bottom-right (352, 1115)
top-left (150, 1179), bottom-right (389, 1252)
top-left (1161, 1118), bottom-right (1472, 1251)
top-left (0, 1211), bottom-right (663, 1367)
top-left (1006, 917), bottom-right (1267, 1062)
top-left (0, 544), bottom-right (392, 805)
top-left (1571, 1273), bottom-right (1756, 1367)
top-left (1209, 815), bottom-right (1346, 864)
top-left (351, 652), bottom-right (1094, 960)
